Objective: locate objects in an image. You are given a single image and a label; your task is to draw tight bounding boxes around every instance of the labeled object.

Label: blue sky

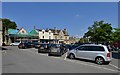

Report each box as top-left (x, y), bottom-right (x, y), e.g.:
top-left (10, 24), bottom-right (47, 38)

top-left (2, 2), bottom-right (118, 37)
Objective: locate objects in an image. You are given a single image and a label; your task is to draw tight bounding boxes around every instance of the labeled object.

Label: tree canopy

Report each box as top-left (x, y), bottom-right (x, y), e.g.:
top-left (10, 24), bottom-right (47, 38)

top-left (112, 28), bottom-right (120, 42)
top-left (1, 18), bottom-right (17, 44)
top-left (1, 18), bottom-right (17, 30)
top-left (84, 20), bottom-right (113, 44)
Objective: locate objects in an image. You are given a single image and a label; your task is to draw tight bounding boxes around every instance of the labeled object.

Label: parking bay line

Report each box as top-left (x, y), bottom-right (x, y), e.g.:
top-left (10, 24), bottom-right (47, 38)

top-left (21, 49), bottom-right (119, 72)
top-left (20, 49), bottom-right (48, 56)
top-left (109, 63), bottom-right (120, 70)
top-left (65, 59), bottom-right (119, 72)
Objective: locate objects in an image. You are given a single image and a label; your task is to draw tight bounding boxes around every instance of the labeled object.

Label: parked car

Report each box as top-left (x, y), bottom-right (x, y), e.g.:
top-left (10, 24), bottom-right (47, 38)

top-left (38, 43), bottom-right (50, 53)
top-left (48, 44), bottom-right (68, 56)
top-left (34, 42), bottom-right (41, 49)
top-left (18, 42), bottom-right (34, 49)
top-left (67, 44), bottom-right (112, 65)
top-left (10, 41), bottom-right (21, 46)
top-left (111, 47), bottom-right (119, 51)
top-left (64, 44), bottom-right (73, 50)
top-left (68, 44), bottom-right (81, 50)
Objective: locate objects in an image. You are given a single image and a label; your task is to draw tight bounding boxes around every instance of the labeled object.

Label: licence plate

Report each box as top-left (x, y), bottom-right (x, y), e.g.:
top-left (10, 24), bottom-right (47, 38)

top-left (40, 47), bottom-right (44, 49)
top-left (51, 49), bottom-right (57, 52)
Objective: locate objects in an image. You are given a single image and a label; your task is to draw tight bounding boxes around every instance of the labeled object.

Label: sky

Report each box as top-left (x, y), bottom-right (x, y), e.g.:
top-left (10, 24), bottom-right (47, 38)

top-left (2, 2), bottom-right (118, 37)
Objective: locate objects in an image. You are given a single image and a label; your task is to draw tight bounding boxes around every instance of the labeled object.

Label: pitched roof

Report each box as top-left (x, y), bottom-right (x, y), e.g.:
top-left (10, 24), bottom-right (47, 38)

top-left (49, 29), bottom-right (60, 34)
top-left (49, 29), bottom-right (69, 36)
top-left (8, 29), bottom-right (18, 34)
top-left (30, 29), bottom-right (39, 34)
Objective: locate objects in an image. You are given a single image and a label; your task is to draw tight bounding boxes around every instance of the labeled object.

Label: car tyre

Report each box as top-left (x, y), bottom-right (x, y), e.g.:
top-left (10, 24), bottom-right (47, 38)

top-left (69, 53), bottom-right (75, 59)
top-left (48, 54), bottom-right (51, 56)
top-left (95, 57), bottom-right (105, 65)
top-left (38, 50), bottom-right (41, 53)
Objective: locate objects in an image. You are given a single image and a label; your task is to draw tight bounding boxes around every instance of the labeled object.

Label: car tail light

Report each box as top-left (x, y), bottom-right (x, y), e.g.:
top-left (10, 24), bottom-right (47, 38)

top-left (107, 53), bottom-right (110, 58)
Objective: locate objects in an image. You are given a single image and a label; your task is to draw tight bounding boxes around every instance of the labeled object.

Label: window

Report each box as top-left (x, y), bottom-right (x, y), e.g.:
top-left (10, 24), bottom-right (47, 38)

top-left (95, 46), bottom-right (105, 51)
top-left (65, 37), bottom-right (67, 40)
top-left (55, 36), bottom-right (57, 39)
top-left (77, 46), bottom-right (86, 51)
top-left (49, 36), bottom-right (51, 39)
top-left (78, 46), bottom-right (105, 51)
top-left (60, 36), bottom-right (62, 39)
top-left (43, 31), bottom-right (44, 34)
top-left (49, 32), bottom-right (51, 35)
top-left (22, 31), bottom-right (24, 33)
top-left (43, 36), bottom-right (44, 39)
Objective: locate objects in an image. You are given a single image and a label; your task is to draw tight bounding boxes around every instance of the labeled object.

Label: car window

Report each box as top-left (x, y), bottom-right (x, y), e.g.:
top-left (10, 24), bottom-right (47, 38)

top-left (96, 46), bottom-right (105, 51)
top-left (77, 46), bottom-right (105, 51)
top-left (77, 46), bottom-right (86, 51)
top-left (86, 46), bottom-right (105, 51)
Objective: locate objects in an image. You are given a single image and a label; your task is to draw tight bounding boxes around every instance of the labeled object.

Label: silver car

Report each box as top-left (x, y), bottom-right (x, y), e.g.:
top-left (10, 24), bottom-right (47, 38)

top-left (67, 44), bottom-right (112, 65)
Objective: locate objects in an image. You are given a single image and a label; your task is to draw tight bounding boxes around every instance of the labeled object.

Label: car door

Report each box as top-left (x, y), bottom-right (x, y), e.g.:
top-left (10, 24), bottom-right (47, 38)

top-left (75, 46), bottom-right (87, 59)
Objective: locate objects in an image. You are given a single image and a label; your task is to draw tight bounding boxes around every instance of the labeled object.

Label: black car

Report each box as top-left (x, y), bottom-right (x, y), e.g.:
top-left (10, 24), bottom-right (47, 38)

top-left (38, 43), bottom-right (50, 53)
top-left (34, 42), bottom-right (41, 49)
top-left (64, 44), bottom-right (73, 50)
top-left (48, 44), bottom-right (68, 56)
top-left (18, 42), bottom-right (34, 49)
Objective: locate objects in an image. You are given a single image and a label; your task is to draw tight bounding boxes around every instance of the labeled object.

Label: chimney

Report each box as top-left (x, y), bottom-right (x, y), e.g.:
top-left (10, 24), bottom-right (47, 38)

top-left (64, 28), bottom-right (67, 31)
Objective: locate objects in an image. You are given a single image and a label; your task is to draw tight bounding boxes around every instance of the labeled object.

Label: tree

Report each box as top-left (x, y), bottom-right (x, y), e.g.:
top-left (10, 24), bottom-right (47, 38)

top-left (112, 28), bottom-right (120, 42)
top-left (2, 18), bottom-right (17, 30)
top-left (1, 18), bottom-right (17, 45)
top-left (78, 37), bottom-right (89, 43)
top-left (84, 20), bottom-right (113, 44)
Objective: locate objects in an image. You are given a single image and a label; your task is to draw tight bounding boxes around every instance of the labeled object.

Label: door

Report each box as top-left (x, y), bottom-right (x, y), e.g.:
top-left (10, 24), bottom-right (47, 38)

top-left (75, 46), bottom-right (87, 59)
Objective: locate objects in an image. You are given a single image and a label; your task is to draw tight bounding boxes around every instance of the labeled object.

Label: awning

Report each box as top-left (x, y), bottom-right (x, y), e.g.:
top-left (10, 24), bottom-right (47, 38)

top-left (9, 34), bottom-right (38, 38)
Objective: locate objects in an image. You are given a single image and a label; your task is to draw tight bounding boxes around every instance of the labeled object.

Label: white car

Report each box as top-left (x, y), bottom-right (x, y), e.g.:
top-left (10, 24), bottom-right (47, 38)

top-left (67, 44), bottom-right (112, 65)
top-left (10, 42), bottom-right (21, 46)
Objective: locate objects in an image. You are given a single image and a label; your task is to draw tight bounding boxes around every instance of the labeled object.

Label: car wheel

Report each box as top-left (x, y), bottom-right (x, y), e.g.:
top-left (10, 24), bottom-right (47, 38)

top-left (69, 53), bottom-right (75, 59)
top-left (38, 50), bottom-right (40, 53)
top-left (48, 54), bottom-right (51, 56)
top-left (95, 57), bottom-right (105, 65)
top-left (24, 46), bottom-right (27, 49)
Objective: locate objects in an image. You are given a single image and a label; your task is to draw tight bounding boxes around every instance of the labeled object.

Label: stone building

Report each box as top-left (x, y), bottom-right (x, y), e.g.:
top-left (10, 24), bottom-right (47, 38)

top-left (49, 28), bottom-right (69, 44)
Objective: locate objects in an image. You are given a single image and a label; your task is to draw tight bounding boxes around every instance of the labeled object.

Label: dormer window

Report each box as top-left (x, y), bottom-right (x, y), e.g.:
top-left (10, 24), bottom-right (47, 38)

top-left (22, 31), bottom-right (24, 33)
top-left (43, 36), bottom-right (44, 39)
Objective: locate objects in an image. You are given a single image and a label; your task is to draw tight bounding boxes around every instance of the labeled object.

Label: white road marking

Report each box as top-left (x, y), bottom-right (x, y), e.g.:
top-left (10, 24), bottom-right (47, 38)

top-left (109, 64), bottom-right (120, 70)
top-left (21, 49), bottom-right (48, 56)
top-left (20, 48), bottom-right (119, 72)
top-left (64, 52), bottom-right (68, 60)
top-left (65, 59), bottom-right (119, 72)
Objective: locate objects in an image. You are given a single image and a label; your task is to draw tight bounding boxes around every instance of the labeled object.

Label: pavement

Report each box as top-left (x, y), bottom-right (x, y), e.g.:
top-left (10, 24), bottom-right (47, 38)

top-left (2, 46), bottom-right (120, 73)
